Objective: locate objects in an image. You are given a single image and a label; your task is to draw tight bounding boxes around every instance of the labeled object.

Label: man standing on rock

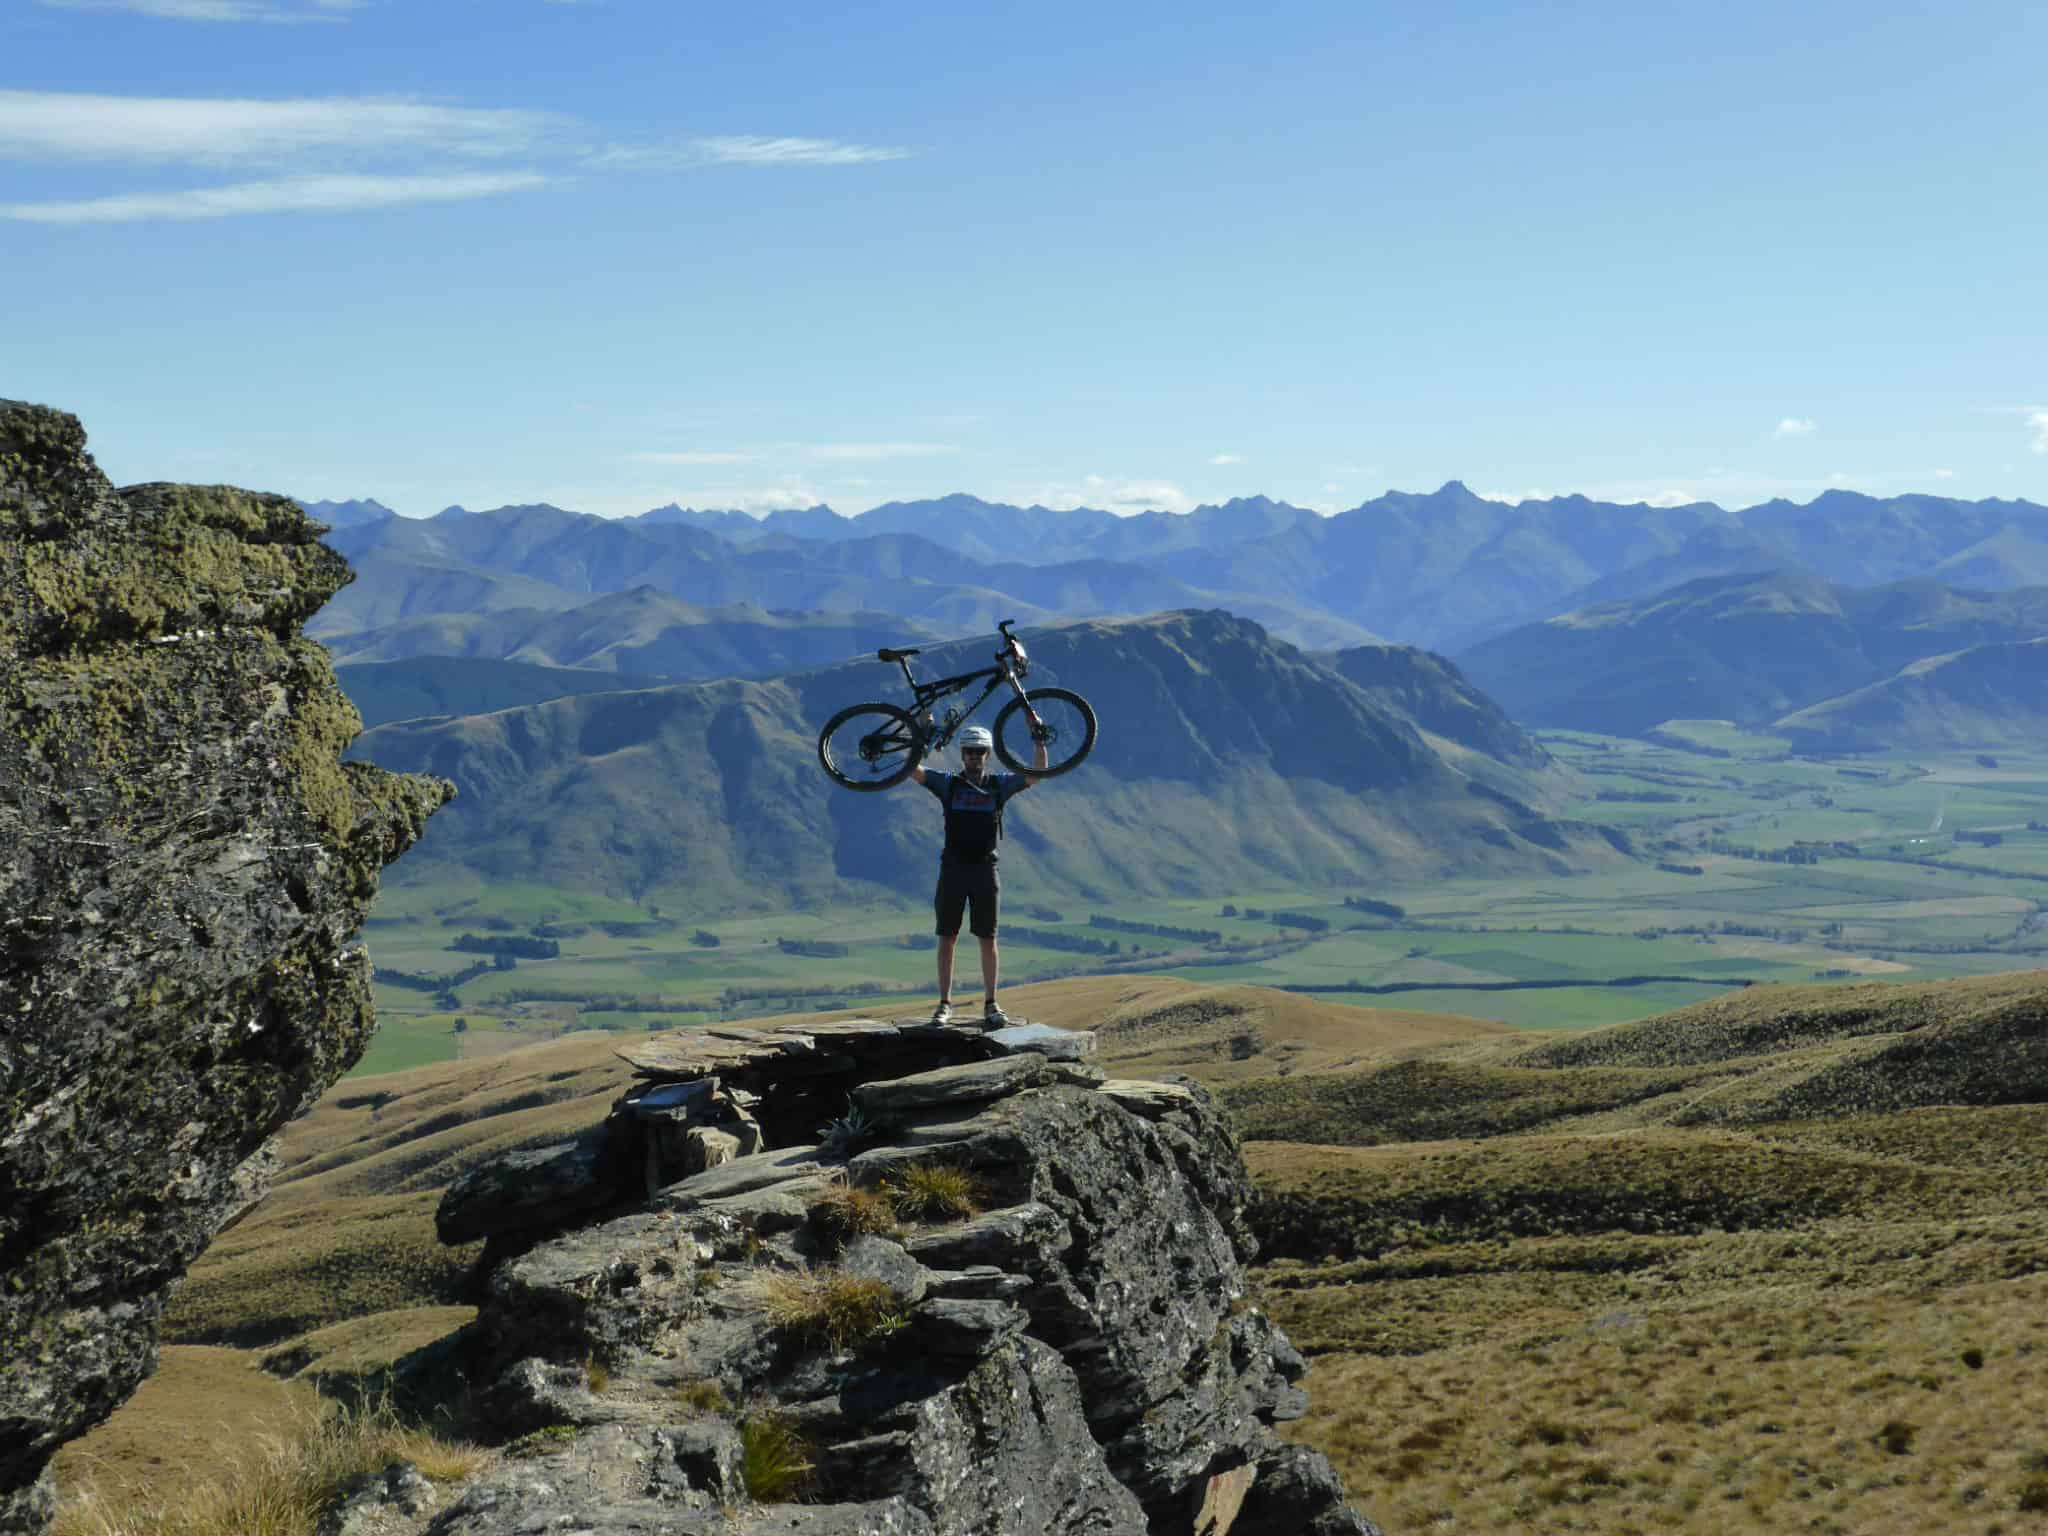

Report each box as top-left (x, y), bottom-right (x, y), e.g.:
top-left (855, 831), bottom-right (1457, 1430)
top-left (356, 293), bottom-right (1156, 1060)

top-left (908, 724), bottom-right (1048, 1028)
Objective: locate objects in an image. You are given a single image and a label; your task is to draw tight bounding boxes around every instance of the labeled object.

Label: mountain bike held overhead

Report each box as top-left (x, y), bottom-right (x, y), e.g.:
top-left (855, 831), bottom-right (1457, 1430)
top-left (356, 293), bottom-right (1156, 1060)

top-left (816, 621), bottom-right (1097, 1028)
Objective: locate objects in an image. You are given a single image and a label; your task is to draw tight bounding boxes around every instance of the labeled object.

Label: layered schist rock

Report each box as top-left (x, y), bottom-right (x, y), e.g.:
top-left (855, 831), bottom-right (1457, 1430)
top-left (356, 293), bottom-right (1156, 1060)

top-left (0, 402), bottom-right (451, 1536)
top-left (426, 1016), bottom-right (1380, 1536)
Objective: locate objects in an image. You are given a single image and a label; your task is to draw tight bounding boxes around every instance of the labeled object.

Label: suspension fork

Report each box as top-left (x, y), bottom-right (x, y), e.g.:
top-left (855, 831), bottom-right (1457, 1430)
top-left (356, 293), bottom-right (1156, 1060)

top-left (1003, 663), bottom-right (1046, 732)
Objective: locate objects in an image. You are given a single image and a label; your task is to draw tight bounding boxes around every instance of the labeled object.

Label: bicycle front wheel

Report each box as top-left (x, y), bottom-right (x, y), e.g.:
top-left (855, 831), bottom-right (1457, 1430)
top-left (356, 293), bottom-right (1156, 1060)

top-left (993, 687), bottom-right (1096, 778)
top-left (818, 701), bottom-right (924, 791)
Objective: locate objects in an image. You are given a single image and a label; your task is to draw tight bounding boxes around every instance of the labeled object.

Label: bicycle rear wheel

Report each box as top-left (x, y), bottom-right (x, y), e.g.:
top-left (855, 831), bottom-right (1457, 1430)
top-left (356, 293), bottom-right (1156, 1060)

top-left (992, 687), bottom-right (1096, 778)
top-left (818, 701), bottom-right (924, 791)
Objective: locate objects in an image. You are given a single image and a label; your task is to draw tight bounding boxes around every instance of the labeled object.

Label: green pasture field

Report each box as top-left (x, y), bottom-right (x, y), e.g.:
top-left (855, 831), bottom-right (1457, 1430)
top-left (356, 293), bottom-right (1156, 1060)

top-left (345, 733), bottom-right (2048, 1077)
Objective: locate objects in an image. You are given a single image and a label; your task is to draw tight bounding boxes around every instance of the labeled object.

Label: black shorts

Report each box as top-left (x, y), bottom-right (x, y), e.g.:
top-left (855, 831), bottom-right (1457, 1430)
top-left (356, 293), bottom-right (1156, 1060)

top-left (934, 860), bottom-right (999, 938)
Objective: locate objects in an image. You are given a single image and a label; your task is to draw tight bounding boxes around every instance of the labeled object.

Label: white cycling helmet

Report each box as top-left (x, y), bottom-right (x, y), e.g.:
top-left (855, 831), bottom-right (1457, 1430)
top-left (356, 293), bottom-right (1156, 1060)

top-left (957, 725), bottom-right (993, 754)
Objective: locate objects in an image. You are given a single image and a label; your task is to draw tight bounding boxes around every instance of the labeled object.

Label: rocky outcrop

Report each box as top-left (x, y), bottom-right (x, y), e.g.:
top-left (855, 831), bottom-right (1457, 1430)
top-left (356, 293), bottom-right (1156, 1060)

top-left (423, 1016), bottom-right (1380, 1535)
top-left (0, 402), bottom-right (451, 1535)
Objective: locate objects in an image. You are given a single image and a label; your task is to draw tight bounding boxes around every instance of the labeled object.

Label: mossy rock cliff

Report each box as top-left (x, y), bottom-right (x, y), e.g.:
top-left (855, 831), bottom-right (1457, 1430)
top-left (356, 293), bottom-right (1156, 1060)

top-left (0, 401), bottom-right (451, 1536)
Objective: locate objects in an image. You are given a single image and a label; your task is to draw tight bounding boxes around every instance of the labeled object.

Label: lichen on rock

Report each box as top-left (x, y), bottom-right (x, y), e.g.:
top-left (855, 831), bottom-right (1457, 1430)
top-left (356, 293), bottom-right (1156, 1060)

top-left (0, 400), bottom-right (452, 1536)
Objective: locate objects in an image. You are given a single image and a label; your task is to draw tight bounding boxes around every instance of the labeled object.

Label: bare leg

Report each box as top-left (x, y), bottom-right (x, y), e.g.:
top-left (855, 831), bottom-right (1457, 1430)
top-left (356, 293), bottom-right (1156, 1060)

top-left (978, 934), bottom-right (999, 1001)
top-left (936, 935), bottom-right (958, 1003)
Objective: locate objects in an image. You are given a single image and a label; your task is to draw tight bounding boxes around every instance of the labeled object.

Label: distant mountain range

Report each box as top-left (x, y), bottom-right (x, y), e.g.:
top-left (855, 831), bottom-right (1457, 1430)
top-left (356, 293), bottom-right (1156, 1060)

top-left (1458, 570), bottom-right (2048, 737)
top-left (346, 611), bottom-right (1629, 911)
top-left (322, 589), bottom-right (940, 679)
top-left (308, 503), bottom-right (1378, 652)
top-left (303, 485), bottom-right (2048, 654)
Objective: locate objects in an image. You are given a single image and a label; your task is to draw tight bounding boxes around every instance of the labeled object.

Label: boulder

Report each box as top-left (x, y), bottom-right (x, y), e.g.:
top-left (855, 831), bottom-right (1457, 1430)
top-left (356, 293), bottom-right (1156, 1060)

top-left (436, 1124), bottom-right (617, 1244)
top-left (0, 401), bottom-right (449, 1535)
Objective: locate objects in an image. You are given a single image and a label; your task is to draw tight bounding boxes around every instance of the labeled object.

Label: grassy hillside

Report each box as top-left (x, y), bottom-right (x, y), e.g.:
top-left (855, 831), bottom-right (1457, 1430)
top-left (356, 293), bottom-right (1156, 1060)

top-left (1243, 971), bottom-right (2048, 1533)
top-left (72, 968), bottom-right (2048, 1535)
top-left (345, 610), bottom-right (1625, 912)
top-left (1778, 637), bottom-right (2048, 753)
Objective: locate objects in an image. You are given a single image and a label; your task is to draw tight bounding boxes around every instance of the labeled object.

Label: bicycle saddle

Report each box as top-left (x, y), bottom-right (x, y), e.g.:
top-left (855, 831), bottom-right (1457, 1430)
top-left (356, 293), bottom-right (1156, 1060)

top-left (877, 646), bottom-right (921, 662)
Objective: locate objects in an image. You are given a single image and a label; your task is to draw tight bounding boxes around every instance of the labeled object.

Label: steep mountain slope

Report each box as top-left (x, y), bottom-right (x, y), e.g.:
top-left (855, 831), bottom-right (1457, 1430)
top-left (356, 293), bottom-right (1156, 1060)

top-left (348, 610), bottom-right (1622, 911)
top-left (1776, 637), bottom-right (2048, 752)
top-left (1320, 644), bottom-right (1550, 769)
top-left (1458, 570), bottom-right (2048, 736)
top-left (319, 588), bottom-right (937, 677)
top-left (313, 552), bottom-right (594, 634)
top-left (334, 657), bottom-right (675, 729)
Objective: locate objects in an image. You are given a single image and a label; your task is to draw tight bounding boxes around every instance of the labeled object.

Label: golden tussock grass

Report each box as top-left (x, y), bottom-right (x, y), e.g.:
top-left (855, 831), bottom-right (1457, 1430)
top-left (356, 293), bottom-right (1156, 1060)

top-left (807, 1182), bottom-right (901, 1248)
top-left (53, 1391), bottom-right (488, 1536)
top-left (1248, 990), bottom-right (2048, 1535)
top-left (738, 1413), bottom-right (815, 1503)
top-left (750, 1269), bottom-right (909, 1353)
top-left (882, 1163), bottom-right (985, 1222)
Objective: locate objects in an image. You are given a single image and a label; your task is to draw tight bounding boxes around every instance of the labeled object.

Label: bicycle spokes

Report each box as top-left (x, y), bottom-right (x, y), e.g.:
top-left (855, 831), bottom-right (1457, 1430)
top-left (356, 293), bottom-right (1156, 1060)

top-left (821, 704), bottom-right (921, 788)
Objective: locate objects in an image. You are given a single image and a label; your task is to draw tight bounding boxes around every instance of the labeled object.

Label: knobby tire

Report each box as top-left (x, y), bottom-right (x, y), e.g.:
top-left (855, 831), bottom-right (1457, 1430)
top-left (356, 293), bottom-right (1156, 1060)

top-left (818, 701), bottom-right (924, 791)
top-left (993, 687), bottom-right (1096, 777)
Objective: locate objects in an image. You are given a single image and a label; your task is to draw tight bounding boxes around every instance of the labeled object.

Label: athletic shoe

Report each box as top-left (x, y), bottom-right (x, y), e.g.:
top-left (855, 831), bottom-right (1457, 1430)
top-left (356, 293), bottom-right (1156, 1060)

top-left (929, 1000), bottom-right (953, 1025)
top-left (982, 1000), bottom-right (1012, 1029)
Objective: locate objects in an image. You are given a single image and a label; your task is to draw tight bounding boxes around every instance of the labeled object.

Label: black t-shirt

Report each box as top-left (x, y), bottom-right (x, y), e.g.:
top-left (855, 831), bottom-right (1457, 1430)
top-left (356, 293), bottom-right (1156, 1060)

top-left (922, 769), bottom-right (1029, 864)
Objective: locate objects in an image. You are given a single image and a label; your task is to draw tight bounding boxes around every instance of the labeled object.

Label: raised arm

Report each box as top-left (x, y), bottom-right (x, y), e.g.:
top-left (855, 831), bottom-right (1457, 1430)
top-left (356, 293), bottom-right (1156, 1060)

top-left (1015, 735), bottom-right (1048, 790)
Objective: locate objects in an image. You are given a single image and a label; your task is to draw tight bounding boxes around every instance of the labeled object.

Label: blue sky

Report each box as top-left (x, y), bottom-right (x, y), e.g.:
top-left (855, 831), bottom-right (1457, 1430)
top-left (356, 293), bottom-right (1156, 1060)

top-left (5, 0), bottom-right (2045, 518)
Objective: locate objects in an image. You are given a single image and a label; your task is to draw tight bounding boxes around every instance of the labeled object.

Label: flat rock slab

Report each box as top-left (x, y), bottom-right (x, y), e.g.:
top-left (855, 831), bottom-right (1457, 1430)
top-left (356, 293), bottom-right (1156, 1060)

top-left (618, 1033), bottom-right (789, 1080)
top-left (852, 1055), bottom-right (1102, 1116)
top-left (697, 1180), bottom-right (827, 1233)
top-left (627, 1079), bottom-right (720, 1120)
top-left (874, 1106), bottom-right (1007, 1150)
top-left (839, 1235), bottom-right (929, 1305)
top-left (985, 1023), bottom-right (1096, 1061)
top-left (914, 1297), bottom-right (1029, 1357)
top-left (658, 1145), bottom-right (829, 1208)
top-left (436, 1126), bottom-right (614, 1245)
top-left (1096, 1079), bottom-right (1198, 1117)
top-left (901, 1202), bottom-right (1073, 1271)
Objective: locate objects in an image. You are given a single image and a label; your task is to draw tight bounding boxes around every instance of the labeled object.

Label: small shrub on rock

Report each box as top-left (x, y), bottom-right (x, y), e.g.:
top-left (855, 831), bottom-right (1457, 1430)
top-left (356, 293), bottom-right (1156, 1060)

top-left (739, 1413), bottom-right (815, 1502)
top-left (810, 1182), bottom-right (900, 1248)
top-left (674, 1378), bottom-right (730, 1415)
top-left (755, 1269), bottom-right (908, 1352)
top-left (884, 1163), bottom-right (985, 1222)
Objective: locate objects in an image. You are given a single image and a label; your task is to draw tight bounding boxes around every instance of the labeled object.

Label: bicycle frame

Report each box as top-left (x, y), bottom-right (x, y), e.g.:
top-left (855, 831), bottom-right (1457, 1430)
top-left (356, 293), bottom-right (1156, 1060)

top-left (889, 656), bottom-right (1026, 754)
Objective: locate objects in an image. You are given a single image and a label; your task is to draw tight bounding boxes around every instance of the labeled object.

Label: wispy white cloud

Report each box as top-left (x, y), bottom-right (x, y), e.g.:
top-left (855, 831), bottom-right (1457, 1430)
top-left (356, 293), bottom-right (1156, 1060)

top-left (1209, 452), bottom-right (1244, 466)
top-left (1934, 467), bottom-right (1957, 480)
top-left (1773, 417), bottom-right (1817, 438)
top-left (2029, 410), bottom-right (2048, 455)
top-left (0, 89), bottom-right (899, 223)
top-left (1032, 474), bottom-right (1193, 515)
top-left (1, 171), bottom-right (550, 223)
top-left (692, 135), bottom-right (911, 167)
top-left (0, 90), bottom-right (557, 165)
top-left (671, 482), bottom-right (825, 514)
top-left (35, 0), bottom-right (360, 20)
